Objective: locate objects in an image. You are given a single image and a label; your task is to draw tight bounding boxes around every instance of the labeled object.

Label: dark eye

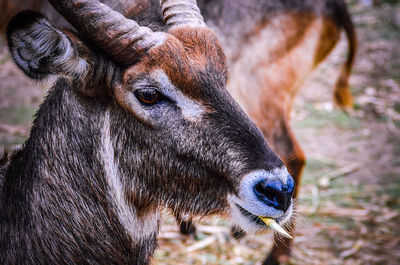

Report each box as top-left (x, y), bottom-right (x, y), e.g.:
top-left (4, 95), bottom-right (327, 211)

top-left (135, 88), bottom-right (159, 106)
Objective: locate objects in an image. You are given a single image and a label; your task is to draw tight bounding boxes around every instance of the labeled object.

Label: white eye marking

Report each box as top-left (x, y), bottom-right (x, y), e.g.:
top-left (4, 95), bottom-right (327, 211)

top-left (151, 70), bottom-right (204, 121)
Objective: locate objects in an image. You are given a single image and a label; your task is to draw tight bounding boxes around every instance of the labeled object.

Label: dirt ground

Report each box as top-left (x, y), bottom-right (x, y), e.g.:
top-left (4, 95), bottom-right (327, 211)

top-left (0, 1), bottom-right (399, 265)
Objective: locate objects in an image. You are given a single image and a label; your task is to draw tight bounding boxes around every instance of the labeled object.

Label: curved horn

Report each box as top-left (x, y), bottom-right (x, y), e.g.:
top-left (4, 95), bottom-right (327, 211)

top-left (48, 0), bottom-right (165, 65)
top-left (160, 0), bottom-right (206, 29)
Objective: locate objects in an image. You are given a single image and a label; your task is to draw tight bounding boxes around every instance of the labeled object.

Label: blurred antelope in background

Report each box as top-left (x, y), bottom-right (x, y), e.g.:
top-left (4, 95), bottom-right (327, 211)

top-left (0, 0), bottom-right (356, 264)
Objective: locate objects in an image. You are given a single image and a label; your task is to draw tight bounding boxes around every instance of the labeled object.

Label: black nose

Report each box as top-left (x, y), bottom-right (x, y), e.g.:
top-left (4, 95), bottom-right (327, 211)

top-left (253, 175), bottom-right (294, 212)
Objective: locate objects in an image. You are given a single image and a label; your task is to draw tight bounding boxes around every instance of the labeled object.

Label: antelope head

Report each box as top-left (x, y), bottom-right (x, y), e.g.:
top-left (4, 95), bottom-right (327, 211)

top-left (6, 0), bottom-right (294, 234)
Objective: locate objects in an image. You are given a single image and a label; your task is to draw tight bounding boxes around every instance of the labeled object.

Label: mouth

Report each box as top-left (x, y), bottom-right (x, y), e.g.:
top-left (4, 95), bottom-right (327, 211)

top-left (236, 203), bottom-right (287, 225)
top-left (235, 203), bottom-right (292, 238)
top-left (236, 204), bottom-right (267, 226)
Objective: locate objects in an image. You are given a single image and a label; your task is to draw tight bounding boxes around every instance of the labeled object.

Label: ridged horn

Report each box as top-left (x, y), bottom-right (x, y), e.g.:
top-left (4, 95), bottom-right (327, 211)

top-left (160, 0), bottom-right (206, 29)
top-left (48, 0), bottom-right (165, 65)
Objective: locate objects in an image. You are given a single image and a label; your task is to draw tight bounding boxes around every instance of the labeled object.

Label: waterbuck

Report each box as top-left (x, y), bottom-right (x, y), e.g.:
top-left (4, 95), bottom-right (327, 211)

top-left (0, 0), bottom-right (296, 264)
top-left (0, 0), bottom-right (356, 264)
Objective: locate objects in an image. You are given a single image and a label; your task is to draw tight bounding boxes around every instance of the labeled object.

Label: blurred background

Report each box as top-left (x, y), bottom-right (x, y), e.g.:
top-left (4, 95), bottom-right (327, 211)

top-left (0, 0), bottom-right (399, 264)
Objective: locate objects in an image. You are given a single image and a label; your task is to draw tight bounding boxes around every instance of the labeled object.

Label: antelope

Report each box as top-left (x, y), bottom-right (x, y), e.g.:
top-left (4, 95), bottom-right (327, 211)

top-left (0, 0), bottom-right (356, 264)
top-left (0, 0), bottom-right (296, 264)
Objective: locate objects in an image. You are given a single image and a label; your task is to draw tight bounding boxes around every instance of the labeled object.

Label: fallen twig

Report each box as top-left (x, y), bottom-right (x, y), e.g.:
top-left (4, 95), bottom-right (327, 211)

top-left (0, 123), bottom-right (28, 137)
top-left (318, 163), bottom-right (360, 187)
top-left (340, 239), bottom-right (364, 258)
top-left (196, 225), bottom-right (230, 234)
top-left (185, 236), bottom-right (216, 253)
top-left (299, 205), bottom-right (369, 218)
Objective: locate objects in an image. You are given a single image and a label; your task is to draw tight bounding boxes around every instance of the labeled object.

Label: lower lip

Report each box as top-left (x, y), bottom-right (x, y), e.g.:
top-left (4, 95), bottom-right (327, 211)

top-left (236, 204), bottom-right (269, 227)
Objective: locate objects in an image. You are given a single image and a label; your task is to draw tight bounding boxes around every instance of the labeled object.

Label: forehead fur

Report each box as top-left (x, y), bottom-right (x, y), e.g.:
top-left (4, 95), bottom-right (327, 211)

top-left (124, 27), bottom-right (227, 100)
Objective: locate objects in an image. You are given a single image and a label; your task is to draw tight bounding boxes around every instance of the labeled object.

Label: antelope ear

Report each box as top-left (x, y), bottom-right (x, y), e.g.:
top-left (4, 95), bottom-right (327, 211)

top-left (7, 10), bottom-right (87, 80)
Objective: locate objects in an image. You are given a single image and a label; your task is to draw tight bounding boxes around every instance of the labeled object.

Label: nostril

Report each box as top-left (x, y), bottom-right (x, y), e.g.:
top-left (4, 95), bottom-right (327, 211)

top-left (254, 181), bottom-right (281, 209)
top-left (286, 174), bottom-right (295, 194)
top-left (253, 178), bottom-right (294, 212)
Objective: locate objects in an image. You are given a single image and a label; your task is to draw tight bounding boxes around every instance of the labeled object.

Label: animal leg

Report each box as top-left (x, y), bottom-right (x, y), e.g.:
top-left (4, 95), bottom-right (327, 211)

top-left (175, 214), bottom-right (197, 236)
top-left (263, 120), bottom-right (305, 264)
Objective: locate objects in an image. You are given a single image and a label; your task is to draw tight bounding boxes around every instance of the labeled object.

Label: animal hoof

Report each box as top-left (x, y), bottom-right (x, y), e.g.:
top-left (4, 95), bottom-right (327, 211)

top-left (231, 225), bottom-right (246, 240)
top-left (263, 253), bottom-right (291, 265)
top-left (179, 220), bottom-right (196, 235)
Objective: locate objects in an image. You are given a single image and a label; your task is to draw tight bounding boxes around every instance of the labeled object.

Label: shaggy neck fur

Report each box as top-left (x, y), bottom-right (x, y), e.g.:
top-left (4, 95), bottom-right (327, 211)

top-left (0, 79), bottom-right (159, 265)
